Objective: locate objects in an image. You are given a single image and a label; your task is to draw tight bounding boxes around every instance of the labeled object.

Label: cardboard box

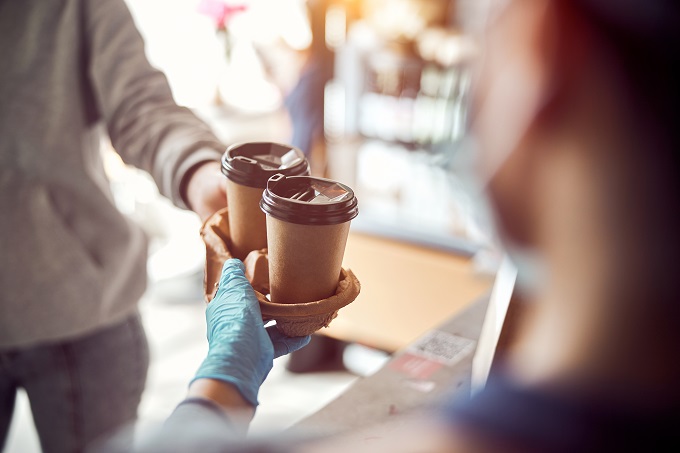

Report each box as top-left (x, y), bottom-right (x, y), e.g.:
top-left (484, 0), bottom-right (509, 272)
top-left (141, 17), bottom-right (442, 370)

top-left (319, 232), bottom-right (495, 353)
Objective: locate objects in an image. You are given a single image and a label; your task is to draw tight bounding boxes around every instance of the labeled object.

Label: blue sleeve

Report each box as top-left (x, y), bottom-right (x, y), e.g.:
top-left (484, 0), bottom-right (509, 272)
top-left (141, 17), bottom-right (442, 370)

top-left (124, 398), bottom-right (299, 453)
top-left (438, 373), bottom-right (679, 453)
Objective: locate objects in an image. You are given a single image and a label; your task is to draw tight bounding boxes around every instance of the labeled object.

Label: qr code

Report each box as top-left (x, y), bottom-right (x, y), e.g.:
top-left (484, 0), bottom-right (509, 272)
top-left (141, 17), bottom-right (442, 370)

top-left (407, 331), bottom-right (475, 365)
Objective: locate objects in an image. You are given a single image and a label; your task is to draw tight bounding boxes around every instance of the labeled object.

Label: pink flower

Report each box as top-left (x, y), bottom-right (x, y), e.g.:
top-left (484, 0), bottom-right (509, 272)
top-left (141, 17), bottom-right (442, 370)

top-left (197, 0), bottom-right (247, 30)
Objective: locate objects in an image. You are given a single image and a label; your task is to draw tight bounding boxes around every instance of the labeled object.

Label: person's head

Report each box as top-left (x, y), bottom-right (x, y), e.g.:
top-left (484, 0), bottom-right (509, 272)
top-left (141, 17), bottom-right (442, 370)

top-left (469, 0), bottom-right (679, 297)
top-left (459, 1), bottom-right (680, 408)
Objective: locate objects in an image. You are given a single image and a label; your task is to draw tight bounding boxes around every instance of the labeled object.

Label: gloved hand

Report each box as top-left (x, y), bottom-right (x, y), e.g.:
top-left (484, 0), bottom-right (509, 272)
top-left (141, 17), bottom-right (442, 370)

top-left (192, 259), bottom-right (311, 406)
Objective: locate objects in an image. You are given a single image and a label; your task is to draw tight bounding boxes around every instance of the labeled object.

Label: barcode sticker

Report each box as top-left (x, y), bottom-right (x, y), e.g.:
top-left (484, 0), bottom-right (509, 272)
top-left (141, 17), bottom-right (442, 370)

top-left (407, 331), bottom-right (475, 365)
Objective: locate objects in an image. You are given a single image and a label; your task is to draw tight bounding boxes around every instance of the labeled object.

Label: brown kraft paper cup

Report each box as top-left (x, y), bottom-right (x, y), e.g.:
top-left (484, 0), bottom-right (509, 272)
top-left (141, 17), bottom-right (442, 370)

top-left (260, 174), bottom-right (359, 305)
top-left (224, 180), bottom-right (267, 260)
top-left (267, 218), bottom-right (351, 304)
top-left (222, 142), bottom-right (309, 260)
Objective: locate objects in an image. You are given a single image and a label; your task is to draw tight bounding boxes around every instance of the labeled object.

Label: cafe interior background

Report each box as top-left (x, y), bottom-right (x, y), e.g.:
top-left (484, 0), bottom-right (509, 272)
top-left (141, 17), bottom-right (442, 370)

top-left (6, 0), bottom-right (505, 450)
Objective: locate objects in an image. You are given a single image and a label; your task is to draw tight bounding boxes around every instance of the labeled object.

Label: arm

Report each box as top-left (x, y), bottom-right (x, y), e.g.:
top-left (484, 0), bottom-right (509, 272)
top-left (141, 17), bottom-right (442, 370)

top-left (130, 261), bottom-right (482, 451)
top-left (185, 379), bottom-right (255, 433)
top-left (170, 259), bottom-right (311, 433)
top-left (82, 0), bottom-right (225, 215)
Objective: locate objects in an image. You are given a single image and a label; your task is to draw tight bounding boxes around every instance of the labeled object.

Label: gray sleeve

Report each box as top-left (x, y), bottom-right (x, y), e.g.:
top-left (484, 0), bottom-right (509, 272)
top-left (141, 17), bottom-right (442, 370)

top-left (82, 0), bottom-right (225, 208)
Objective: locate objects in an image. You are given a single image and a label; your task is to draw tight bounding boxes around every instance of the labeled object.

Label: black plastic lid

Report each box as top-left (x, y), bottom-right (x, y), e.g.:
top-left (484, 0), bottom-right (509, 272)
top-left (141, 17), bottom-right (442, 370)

top-left (260, 174), bottom-right (359, 225)
top-left (221, 142), bottom-right (310, 188)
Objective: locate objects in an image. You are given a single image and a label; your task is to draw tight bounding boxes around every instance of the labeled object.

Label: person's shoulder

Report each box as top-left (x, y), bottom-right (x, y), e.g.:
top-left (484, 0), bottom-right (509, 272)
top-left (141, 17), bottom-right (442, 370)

top-left (440, 373), bottom-right (680, 452)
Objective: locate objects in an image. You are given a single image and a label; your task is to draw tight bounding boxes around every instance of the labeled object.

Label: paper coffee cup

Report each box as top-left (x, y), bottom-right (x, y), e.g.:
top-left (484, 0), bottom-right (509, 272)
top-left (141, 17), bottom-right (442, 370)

top-left (222, 142), bottom-right (309, 260)
top-left (260, 174), bottom-right (359, 304)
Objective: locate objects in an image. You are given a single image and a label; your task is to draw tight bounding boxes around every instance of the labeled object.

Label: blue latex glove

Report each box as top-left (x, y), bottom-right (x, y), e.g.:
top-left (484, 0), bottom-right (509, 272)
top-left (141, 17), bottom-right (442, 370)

top-left (192, 259), bottom-right (311, 406)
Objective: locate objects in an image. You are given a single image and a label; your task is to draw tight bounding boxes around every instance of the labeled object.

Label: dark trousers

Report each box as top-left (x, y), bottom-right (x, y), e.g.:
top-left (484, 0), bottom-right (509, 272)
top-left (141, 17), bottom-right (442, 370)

top-left (0, 313), bottom-right (149, 453)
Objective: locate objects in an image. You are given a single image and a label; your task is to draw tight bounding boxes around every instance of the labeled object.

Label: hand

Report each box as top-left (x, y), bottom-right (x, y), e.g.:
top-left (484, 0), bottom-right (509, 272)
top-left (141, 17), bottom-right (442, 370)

top-left (192, 259), bottom-right (311, 406)
top-left (185, 161), bottom-right (227, 221)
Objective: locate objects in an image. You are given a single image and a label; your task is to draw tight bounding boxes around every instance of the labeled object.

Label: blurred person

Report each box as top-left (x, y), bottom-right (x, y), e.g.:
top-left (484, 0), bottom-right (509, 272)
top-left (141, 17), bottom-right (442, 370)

top-left (104, 0), bottom-right (680, 450)
top-left (283, 0), bottom-right (335, 172)
top-left (0, 0), bottom-right (230, 451)
top-left (26, 0), bottom-right (680, 452)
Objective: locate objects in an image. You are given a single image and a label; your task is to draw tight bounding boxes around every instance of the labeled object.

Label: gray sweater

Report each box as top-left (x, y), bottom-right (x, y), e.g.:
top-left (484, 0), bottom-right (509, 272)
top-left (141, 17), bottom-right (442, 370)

top-left (0, 0), bottom-right (225, 348)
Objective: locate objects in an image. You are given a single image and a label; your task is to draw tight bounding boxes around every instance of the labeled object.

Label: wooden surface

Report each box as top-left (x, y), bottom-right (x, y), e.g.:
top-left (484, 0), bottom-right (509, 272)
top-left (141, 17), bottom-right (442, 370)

top-left (318, 231), bottom-right (495, 352)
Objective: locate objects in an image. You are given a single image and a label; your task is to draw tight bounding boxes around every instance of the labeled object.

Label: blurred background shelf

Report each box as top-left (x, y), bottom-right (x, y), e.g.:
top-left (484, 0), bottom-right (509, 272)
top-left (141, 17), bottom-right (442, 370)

top-left (318, 0), bottom-right (489, 256)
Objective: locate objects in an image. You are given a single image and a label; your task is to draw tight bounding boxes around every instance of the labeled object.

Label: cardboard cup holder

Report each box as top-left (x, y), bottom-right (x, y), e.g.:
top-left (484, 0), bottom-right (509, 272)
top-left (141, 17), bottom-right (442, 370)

top-left (200, 207), bottom-right (360, 337)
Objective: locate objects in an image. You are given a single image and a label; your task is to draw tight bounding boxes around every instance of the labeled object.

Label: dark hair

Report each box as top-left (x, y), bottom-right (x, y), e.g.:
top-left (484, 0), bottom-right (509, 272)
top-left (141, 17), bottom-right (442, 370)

top-left (576, 0), bottom-right (680, 166)
top-left (575, 1), bottom-right (680, 296)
